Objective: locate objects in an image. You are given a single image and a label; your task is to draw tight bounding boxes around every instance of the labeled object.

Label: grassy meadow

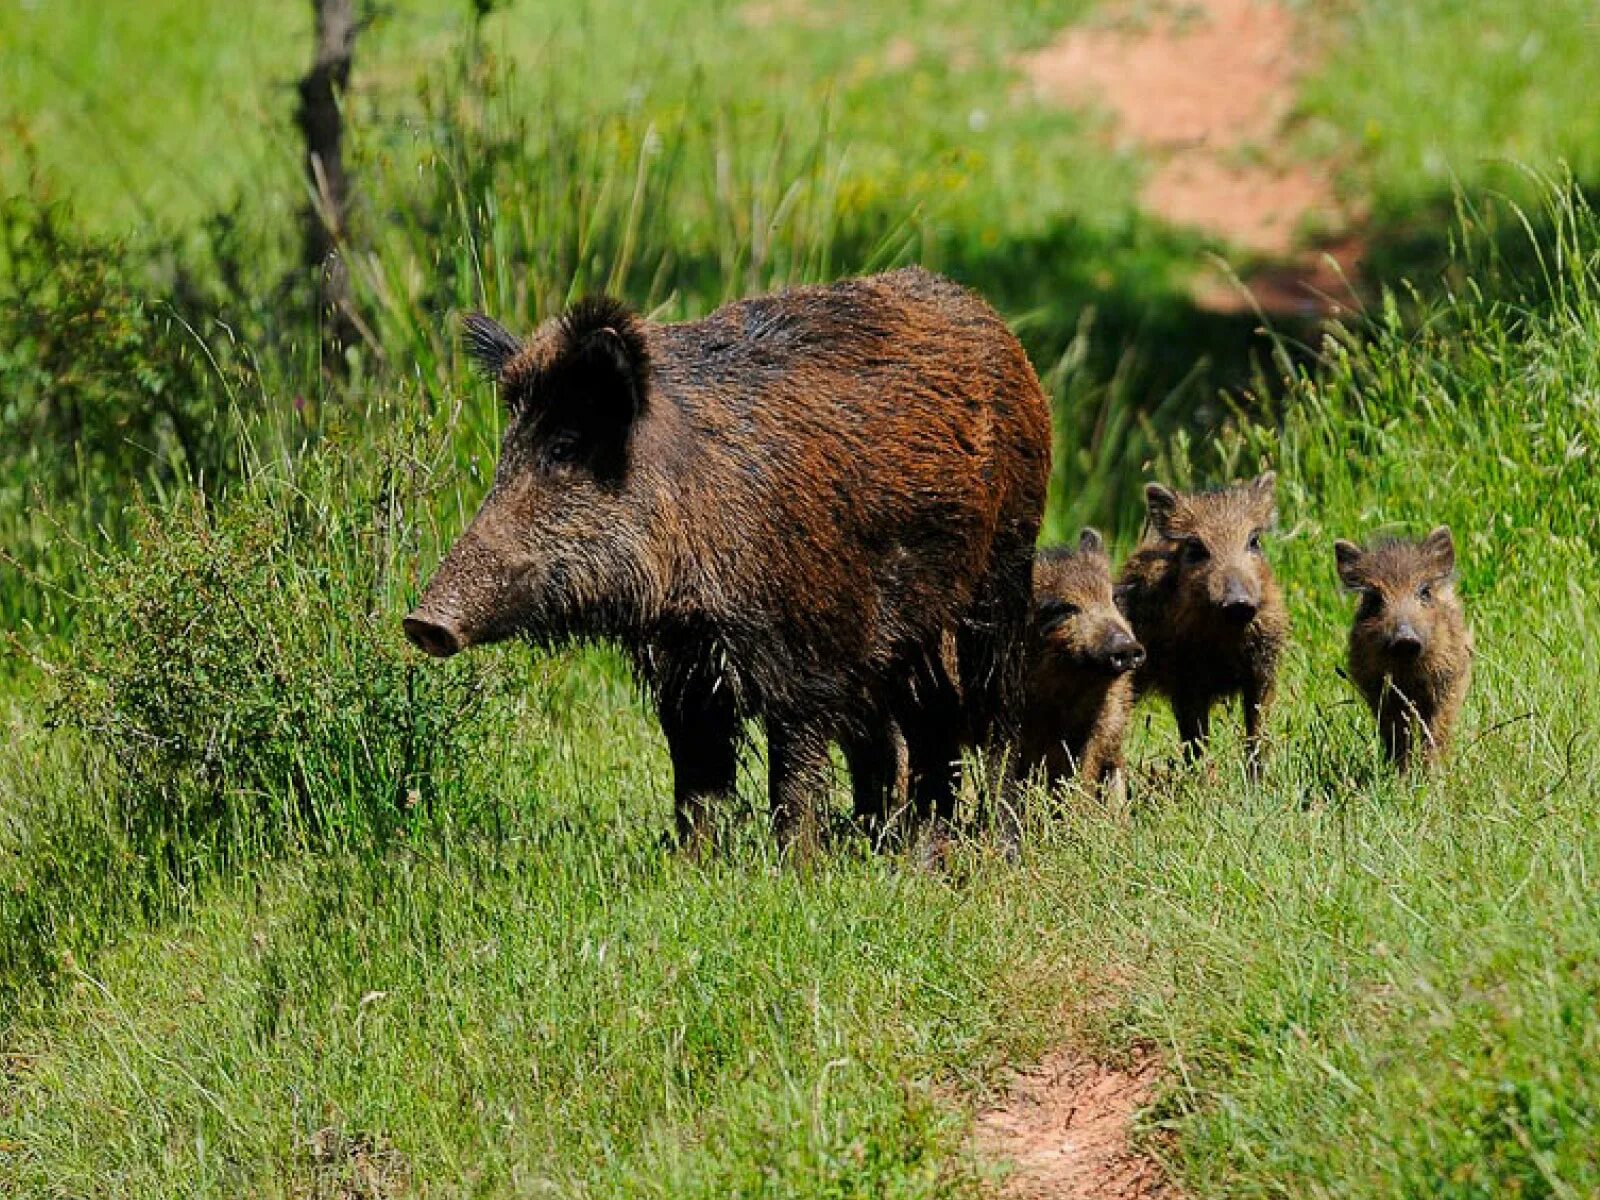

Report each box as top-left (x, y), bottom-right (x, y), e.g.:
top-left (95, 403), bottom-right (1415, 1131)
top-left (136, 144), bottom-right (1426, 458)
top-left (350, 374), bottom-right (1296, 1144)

top-left (3, 2), bottom-right (1600, 1196)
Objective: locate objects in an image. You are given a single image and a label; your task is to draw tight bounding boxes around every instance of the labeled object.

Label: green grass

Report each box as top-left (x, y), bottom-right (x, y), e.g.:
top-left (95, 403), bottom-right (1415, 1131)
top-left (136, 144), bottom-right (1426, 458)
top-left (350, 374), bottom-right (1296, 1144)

top-left (6, 187), bottom-right (1600, 1195)
top-left (5, 1), bottom-right (1600, 1196)
top-left (1299, 0), bottom-right (1600, 290)
top-left (1304, 0), bottom-right (1600, 218)
top-left (0, 0), bottom-right (1120, 240)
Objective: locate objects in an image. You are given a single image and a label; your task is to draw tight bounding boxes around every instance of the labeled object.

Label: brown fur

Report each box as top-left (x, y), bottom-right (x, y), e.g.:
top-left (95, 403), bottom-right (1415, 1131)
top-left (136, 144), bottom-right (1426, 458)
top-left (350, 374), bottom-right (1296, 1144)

top-left (405, 269), bottom-right (1051, 855)
top-left (1119, 474), bottom-right (1287, 774)
top-left (1021, 530), bottom-right (1142, 803)
top-left (1335, 527), bottom-right (1472, 770)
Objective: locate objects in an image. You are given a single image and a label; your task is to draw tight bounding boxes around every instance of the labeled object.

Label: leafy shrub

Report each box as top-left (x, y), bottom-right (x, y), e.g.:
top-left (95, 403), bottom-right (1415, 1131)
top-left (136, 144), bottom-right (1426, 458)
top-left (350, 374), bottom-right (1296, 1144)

top-left (0, 199), bottom-right (251, 492)
top-left (49, 431), bottom-right (512, 855)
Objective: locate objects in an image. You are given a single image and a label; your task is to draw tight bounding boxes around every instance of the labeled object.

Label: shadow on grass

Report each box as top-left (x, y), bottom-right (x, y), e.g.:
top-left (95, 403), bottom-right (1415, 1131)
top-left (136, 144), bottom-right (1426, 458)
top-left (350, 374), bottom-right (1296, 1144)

top-left (1355, 176), bottom-right (1600, 308)
top-left (941, 171), bottom-right (1600, 534)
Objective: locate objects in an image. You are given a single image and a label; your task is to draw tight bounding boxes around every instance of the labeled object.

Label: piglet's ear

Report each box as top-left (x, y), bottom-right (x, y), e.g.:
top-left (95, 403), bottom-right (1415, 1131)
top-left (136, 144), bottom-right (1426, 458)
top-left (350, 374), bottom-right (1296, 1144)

top-left (1144, 483), bottom-right (1179, 536)
top-left (461, 312), bottom-right (521, 380)
top-left (1078, 527), bottom-right (1106, 555)
top-left (1422, 525), bottom-right (1456, 577)
top-left (1333, 539), bottom-right (1365, 589)
top-left (1251, 471), bottom-right (1278, 522)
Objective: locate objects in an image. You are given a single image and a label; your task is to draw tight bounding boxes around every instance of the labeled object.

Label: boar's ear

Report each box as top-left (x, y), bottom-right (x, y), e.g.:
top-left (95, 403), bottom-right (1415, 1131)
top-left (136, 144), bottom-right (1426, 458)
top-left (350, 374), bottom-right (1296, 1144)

top-left (461, 312), bottom-right (522, 380)
top-left (559, 296), bottom-right (651, 425)
top-left (1078, 527), bottom-right (1105, 556)
top-left (1144, 483), bottom-right (1179, 536)
top-left (1333, 539), bottom-right (1366, 589)
top-left (1422, 525), bottom-right (1456, 578)
top-left (535, 297), bottom-right (652, 478)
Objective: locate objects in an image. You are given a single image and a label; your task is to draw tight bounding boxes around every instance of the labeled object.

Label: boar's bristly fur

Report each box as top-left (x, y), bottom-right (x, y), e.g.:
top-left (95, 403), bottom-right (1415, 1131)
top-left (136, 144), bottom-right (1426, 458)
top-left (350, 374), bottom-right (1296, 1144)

top-left (405, 268), bottom-right (1052, 856)
top-left (1335, 527), bottom-right (1472, 770)
top-left (1119, 474), bottom-right (1288, 775)
top-left (1021, 530), bottom-right (1143, 804)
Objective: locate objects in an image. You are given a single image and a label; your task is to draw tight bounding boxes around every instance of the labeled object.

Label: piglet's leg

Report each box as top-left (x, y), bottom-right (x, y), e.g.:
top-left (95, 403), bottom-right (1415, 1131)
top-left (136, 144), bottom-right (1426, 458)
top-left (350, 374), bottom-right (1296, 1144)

top-left (1242, 674), bottom-right (1275, 782)
top-left (1172, 690), bottom-right (1212, 763)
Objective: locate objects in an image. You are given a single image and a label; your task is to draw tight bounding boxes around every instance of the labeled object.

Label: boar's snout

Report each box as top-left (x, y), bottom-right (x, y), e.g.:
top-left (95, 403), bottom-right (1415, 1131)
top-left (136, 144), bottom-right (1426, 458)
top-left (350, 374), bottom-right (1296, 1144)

top-left (1100, 628), bottom-right (1145, 674)
top-left (404, 508), bottom-right (538, 657)
top-left (403, 613), bottom-right (465, 659)
top-left (1386, 619), bottom-right (1425, 659)
top-left (1218, 573), bottom-right (1261, 624)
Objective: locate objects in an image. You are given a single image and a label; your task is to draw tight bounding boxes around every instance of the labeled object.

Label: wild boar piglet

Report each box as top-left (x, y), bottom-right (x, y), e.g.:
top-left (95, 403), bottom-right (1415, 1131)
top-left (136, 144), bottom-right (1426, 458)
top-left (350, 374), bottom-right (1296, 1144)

top-left (1022, 529), bottom-right (1143, 803)
top-left (1118, 473), bottom-right (1288, 775)
top-left (1334, 526), bottom-right (1472, 770)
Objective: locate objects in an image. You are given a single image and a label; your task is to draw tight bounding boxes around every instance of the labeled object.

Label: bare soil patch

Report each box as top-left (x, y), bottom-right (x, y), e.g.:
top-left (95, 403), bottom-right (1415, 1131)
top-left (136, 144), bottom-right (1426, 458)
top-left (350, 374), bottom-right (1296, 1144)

top-left (1020, 0), bottom-right (1303, 153)
top-left (1019, 0), bottom-right (1361, 315)
top-left (973, 1050), bottom-right (1177, 1200)
top-left (1143, 157), bottom-right (1331, 257)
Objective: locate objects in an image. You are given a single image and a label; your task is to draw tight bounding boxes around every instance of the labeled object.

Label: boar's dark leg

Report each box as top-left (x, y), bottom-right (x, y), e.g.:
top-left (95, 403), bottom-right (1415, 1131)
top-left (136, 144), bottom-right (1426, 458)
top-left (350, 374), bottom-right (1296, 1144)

top-left (954, 551), bottom-right (1034, 855)
top-left (1172, 690), bottom-right (1213, 763)
top-left (658, 679), bottom-right (742, 850)
top-left (894, 644), bottom-right (966, 844)
top-left (843, 717), bottom-right (905, 849)
top-left (767, 721), bottom-right (830, 858)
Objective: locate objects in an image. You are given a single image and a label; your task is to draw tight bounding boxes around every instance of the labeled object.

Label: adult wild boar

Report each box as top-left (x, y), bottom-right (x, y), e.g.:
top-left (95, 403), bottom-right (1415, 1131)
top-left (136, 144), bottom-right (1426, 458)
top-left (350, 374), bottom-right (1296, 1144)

top-left (404, 269), bottom-right (1051, 854)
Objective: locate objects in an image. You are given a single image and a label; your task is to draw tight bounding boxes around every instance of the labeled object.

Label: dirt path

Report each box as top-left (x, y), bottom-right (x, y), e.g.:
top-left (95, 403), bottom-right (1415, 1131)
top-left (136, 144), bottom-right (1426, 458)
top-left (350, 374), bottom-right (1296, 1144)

top-left (1019, 0), bottom-right (1362, 316)
top-left (970, 8), bottom-right (1348, 1193)
top-left (973, 1050), bottom-right (1178, 1200)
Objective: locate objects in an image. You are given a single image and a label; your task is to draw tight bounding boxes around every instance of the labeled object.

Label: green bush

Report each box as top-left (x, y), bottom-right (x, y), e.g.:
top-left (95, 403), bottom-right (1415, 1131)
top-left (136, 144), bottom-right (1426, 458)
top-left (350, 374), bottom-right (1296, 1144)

top-left (0, 200), bottom-right (249, 491)
top-left (2, 418), bottom-right (521, 1024)
top-left (49, 431), bottom-right (511, 853)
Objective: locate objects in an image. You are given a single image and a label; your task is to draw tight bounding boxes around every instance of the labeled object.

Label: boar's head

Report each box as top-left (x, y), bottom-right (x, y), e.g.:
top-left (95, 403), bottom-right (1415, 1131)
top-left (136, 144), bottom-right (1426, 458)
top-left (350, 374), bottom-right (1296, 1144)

top-left (404, 299), bottom-right (666, 657)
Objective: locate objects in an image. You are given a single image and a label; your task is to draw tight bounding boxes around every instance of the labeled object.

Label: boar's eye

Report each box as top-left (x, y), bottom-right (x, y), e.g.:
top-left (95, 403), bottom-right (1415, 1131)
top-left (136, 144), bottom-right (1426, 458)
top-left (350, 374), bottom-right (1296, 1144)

top-left (543, 430), bottom-right (584, 468)
top-left (1036, 599), bottom-right (1080, 632)
top-left (1182, 538), bottom-right (1210, 565)
top-left (1357, 589), bottom-right (1382, 620)
top-left (1247, 530), bottom-right (1263, 554)
top-left (1417, 582), bottom-right (1435, 604)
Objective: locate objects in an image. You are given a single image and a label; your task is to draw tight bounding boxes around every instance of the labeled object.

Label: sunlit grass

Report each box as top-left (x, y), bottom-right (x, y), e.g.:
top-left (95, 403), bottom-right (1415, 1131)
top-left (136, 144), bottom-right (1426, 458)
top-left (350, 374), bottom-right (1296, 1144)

top-left (5, 2), bottom-right (1600, 1195)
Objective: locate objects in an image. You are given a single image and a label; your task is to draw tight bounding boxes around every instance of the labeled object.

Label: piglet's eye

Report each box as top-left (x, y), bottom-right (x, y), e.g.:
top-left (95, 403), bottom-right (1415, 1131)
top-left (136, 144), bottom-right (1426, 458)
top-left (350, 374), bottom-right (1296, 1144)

top-left (1357, 590), bottom-right (1382, 619)
top-left (1183, 539), bottom-right (1210, 565)
top-left (1247, 530), bottom-right (1263, 553)
top-left (1037, 600), bottom-right (1079, 630)
top-left (1418, 583), bottom-right (1435, 604)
